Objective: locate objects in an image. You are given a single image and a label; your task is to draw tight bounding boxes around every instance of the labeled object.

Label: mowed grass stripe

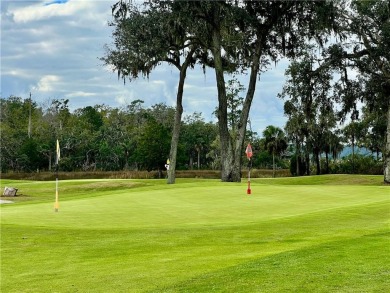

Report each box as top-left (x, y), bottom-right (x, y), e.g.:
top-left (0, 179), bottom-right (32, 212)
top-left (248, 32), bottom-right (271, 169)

top-left (162, 232), bottom-right (390, 292)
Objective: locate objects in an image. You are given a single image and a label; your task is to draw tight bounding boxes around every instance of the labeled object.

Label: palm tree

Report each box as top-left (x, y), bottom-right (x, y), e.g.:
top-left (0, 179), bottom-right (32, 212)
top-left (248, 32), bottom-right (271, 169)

top-left (284, 112), bottom-right (306, 176)
top-left (263, 125), bottom-right (288, 178)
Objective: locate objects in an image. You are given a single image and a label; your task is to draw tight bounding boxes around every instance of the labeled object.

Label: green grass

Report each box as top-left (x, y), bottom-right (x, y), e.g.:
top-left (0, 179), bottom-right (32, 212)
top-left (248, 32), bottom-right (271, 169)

top-left (1, 175), bottom-right (389, 292)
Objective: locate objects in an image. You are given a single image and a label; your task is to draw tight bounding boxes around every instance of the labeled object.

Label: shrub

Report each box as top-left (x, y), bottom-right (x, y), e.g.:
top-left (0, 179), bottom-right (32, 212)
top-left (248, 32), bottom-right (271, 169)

top-left (329, 154), bottom-right (383, 175)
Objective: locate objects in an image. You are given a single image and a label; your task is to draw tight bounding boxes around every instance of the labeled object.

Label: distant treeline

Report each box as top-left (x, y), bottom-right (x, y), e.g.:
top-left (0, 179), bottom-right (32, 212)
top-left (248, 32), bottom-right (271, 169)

top-left (0, 169), bottom-right (293, 181)
top-left (0, 96), bottom-right (384, 176)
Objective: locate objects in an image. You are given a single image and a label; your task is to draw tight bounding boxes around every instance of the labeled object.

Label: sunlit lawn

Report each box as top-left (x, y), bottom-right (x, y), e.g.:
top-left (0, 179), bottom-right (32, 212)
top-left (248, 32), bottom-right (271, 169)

top-left (1, 175), bottom-right (389, 292)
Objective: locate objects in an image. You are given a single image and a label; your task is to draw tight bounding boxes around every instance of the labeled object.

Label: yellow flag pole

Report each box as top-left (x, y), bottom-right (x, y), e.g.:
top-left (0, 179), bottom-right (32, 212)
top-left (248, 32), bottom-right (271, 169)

top-left (54, 176), bottom-right (59, 212)
top-left (54, 139), bottom-right (60, 212)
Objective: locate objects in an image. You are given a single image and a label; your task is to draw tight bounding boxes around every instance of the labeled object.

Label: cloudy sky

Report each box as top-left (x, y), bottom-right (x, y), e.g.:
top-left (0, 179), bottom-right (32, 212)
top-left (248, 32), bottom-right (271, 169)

top-left (1, 0), bottom-right (290, 135)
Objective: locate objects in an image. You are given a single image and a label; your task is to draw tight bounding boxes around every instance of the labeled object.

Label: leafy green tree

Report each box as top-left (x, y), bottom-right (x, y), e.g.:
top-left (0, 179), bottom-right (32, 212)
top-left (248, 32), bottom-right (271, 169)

top-left (124, 99), bottom-right (147, 170)
top-left (279, 48), bottom-right (336, 175)
top-left (180, 113), bottom-right (218, 170)
top-left (0, 96), bottom-right (44, 171)
top-left (342, 117), bottom-right (368, 174)
top-left (104, 1), bottom-right (339, 182)
top-left (359, 106), bottom-right (387, 160)
top-left (146, 103), bottom-right (175, 131)
top-left (66, 106), bottom-right (105, 171)
top-left (284, 115), bottom-right (306, 176)
top-left (262, 125), bottom-right (288, 178)
top-left (206, 136), bottom-right (221, 171)
top-left (134, 118), bottom-right (171, 177)
top-left (76, 106), bottom-right (104, 132)
top-left (179, 0), bottom-right (339, 182)
top-left (38, 99), bottom-right (71, 170)
top-left (322, 130), bottom-right (343, 174)
top-left (326, 0), bottom-right (390, 182)
top-left (226, 78), bottom-right (245, 136)
top-left (18, 138), bottom-right (45, 172)
top-left (95, 106), bottom-right (126, 171)
top-left (309, 98), bottom-right (338, 175)
top-left (103, 1), bottom-right (199, 184)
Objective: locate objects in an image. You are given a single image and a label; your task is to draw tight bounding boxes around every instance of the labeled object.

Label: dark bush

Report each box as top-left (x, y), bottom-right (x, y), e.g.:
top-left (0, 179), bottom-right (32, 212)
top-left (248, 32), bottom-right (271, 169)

top-left (290, 154), bottom-right (307, 176)
top-left (329, 154), bottom-right (383, 175)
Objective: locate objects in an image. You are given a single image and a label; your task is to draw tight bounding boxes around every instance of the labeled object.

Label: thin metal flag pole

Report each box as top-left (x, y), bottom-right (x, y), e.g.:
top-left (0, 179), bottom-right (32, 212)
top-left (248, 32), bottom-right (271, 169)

top-left (55, 167), bottom-right (59, 212)
top-left (245, 143), bottom-right (253, 195)
top-left (247, 160), bottom-right (251, 194)
top-left (54, 139), bottom-right (60, 212)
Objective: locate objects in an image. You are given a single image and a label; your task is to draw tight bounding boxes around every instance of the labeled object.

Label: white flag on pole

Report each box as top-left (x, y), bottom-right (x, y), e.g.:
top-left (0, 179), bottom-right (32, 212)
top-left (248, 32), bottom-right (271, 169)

top-left (56, 139), bottom-right (60, 165)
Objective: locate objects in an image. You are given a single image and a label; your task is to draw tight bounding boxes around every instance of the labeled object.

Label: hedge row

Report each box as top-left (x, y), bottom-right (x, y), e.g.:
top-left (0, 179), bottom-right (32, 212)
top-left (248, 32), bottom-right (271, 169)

top-left (1, 169), bottom-right (291, 181)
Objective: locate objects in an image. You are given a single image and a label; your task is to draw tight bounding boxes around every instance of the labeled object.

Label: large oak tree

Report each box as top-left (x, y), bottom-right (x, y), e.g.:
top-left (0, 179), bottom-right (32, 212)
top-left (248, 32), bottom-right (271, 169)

top-left (326, 0), bottom-right (390, 183)
top-left (104, 0), bottom-right (339, 182)
top-left (183, 1), bottom-right (339, 181)
top-left (103, 1), bottom-right (199, 183)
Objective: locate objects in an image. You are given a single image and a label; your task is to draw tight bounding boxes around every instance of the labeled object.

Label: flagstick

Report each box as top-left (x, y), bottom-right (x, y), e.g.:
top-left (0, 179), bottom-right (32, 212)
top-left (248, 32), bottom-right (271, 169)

top-left (247, 159), bottom-right (251, 195)
top-left (54, 164), bottom-right (59, 212)
top-left (54, 139), bottom-right (60, 212)
top-left (245, 143), bottom-right (253, 195)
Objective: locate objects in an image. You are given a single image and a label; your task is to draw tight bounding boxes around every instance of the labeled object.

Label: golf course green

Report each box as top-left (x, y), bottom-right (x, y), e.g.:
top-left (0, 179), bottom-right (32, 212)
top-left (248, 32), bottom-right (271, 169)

top-left (1, 175), bottom-right (389, 292)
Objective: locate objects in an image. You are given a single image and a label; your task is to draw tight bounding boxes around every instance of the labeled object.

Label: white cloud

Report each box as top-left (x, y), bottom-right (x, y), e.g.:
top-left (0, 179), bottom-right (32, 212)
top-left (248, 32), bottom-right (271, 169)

top-left (2, 68), bottom-right (32, 79)
top-left (114, 89), bottom-right (137, 106)
top-left (11, 0), bottom-right (92, 23)
top-left (115, 95), bottom-right (131, 106)
top-left (65, 91), bottom-right (96, 98)
top-left (35, 75), bottom-right (61, 92)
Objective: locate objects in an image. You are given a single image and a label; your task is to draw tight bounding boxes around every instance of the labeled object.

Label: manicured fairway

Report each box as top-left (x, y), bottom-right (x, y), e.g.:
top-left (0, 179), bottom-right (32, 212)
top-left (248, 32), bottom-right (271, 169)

top-left (1, 175), bottom-right (389, 292)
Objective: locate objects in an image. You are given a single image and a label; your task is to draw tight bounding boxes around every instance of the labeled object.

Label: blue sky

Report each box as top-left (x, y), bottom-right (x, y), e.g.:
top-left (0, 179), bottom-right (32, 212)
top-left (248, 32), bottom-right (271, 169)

top-left (1, 0), bottom-right (290, 135)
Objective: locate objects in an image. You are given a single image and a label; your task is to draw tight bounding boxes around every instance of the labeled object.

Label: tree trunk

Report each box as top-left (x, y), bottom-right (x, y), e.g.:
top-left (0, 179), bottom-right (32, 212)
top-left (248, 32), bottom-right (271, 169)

top-left (325, 151), bottom-right (329, 174)
top-left (384, 104), bottom-right (390, 184)
top-left (209, 5), bottom-right (263, 182)
top-left (211, 15), bottom-right (233, 181)
top-left (212, 23), bottom-right (262, 181)
top-left (167, 49), bottom-right (195, 184)
top-left (197, 148), bottom-right (201, 169)
top-left (272, 152), bottom-right (275, 178)
top-left (315, 149), bottom-right (321, 175)
top-left (296, 140), bottom-right (300, 176)
top-left (352, 135), bottom-right (355, 174)
top-left (305, 151), bottom-right (311, 175)
top-left (233, 39), bottom-right (262, 181)
top-left (49, 153), bottom-right (52, 171)
top-left (123, 148), bottom-right (128, 170)
top-left (166, 96), bottom-right (182, 184)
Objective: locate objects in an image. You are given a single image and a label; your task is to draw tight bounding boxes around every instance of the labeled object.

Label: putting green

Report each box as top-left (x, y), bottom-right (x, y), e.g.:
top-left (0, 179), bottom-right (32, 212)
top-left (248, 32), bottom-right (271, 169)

top-left (1, 181), bottom-right (387, 229)
top-left (1, 177), bottom-right (389, 292)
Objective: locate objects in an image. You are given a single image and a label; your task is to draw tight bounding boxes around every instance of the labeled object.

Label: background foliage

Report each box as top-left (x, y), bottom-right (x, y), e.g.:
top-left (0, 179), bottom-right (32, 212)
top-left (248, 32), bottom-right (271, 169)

top-left (0, 95), bottom-right (383, 177)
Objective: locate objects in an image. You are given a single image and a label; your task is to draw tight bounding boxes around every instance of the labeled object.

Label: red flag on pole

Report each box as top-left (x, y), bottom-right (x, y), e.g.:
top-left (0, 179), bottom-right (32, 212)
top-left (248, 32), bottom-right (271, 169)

top-left (245, 143), bottom-right (253, 159)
